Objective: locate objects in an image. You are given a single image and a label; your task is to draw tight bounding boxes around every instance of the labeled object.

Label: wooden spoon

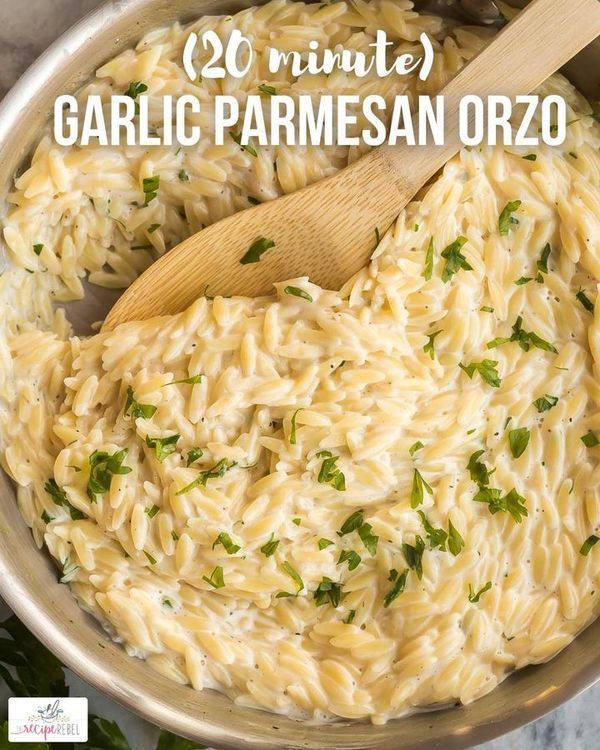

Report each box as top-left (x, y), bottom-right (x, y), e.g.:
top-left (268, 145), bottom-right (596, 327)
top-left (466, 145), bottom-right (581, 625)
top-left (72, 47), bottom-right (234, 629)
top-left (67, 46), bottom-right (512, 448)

top-left (103, 0), bottom-right (600, 330)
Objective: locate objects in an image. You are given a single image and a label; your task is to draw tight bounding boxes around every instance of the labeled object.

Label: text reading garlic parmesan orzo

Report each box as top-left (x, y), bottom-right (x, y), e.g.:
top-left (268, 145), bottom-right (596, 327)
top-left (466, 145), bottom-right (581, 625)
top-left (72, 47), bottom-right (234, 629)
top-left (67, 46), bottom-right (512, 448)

top-left (1, 0), bottom-right (599, 725)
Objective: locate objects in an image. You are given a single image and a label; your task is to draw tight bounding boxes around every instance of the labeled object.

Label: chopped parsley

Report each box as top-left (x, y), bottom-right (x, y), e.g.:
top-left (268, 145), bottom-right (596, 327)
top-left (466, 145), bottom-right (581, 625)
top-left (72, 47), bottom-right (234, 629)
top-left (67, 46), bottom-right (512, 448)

top-left (123, 386), bottom-right (157, 419)
top-left (441, 236), bottom-right (471, 282)
top-left (147, 223), bottom-right (160, 234)
top-left (260, 533), bottom-right (280, 557)
top-left (337, 509), bottom-right (363, 536)
top-left (163, 374), bottom-right (203, 386)
top-left (383, 569), bottom-right (408, 607)
top-left (247, 196), bottom-right (261, 205)
top-left (417, 511), bottom-right (447, 550)
top-left (313, 577), bottom-right (343, 607)
top-left (580, 535), bottom-right (599, 556)
top-left (480, 306), bottom-right (494, 313)
top-left (343, 609), bottom-right (356, 624)
top-left (203, 566), bottom-right (225, 589)
top-left (423, 237), bottom-right (434, 280)
top-left (533, 394), bottom-right (559, 413)
top-left (292, 517), bottom-right (301, 526)
top-left (337, 550), bottom-right (361, 571)
top-left (145, 504), bottom-right (160, 518)
top-left (144, 550), bottom-right (157, 565)
top-left (33, 243), bottom-right (44, 256)
top-left (448, 520), bottom-right (465, 556)
top-left (459, 359), bottom-right (501, 388)
top-left (142, 175), bottom-right (160, 204)
top-left (178, 169), bottom-right (190, 182)
top-left (316, 450), bottom-right (346, 491)
top-left (514, 277), bottom-right (532, 286)
top-left (276, 561), bottom-right (304, 597)
top-left (409, 440), bottom-right (424, 456)
top-left (576, 289), bottom-right (594, 312)
top-left (498, 200), bottom-right (521, 235)
top-left (537, 243), bottom-right (551, 278)
top-left (289, 409), bottom-right (301, 445)
top-left (258, 83), bottom-right (276, 96)
top-left (230, 131), bottom-right (258, 157)
top-left (44, 479), bottom-right (85, 520)
top-left (522, 154), bottom-right (537, 161)
top-left (467, 450), bottom-right (495, 486)
top-left (125, 81), bottom-right (148, 99)
top-left (86, 449), bottom-right (132, 502)
top-left (402, 535), bottom-right (425, 579)
top-left (175, 458), bottom-right (236, 495)
top-left (487, 316), bottom-right (557, 353)
top-left (508, 427), bottom-right (530, 458)
top-left (410, 468), bottom-right (433, 508)
top-left (581, 431), bottom-right (600, 448)
top-left (41, 510), bottom-right (54, 524)
top-left (284, 286), bottom-right (313, 302)
top-left (468, 581), bottom-right (492, 603)
top-left (473, 486), bottom-right (528, 523)
top-left (186, 447), bottom-right (203, 466)
top-left (423, 330), bottom-right (442, 360)
top-left (240, 236), bottom-right (275, 265)
top-left (357, 523), bottom-right (379, 555)
top-left (145, 433), bottom-right (180, 461)
top-left (318, 538), bottom-right (334, 550)
top-left (212, 532), bottom-right (241, 555)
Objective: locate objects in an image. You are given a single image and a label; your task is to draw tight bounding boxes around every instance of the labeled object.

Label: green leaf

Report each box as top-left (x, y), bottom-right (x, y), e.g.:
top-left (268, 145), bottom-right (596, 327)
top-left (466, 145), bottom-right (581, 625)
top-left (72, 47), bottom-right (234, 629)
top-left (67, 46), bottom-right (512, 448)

top-left (402, 535), bottom-right (425, 579)
top-left (163, 374), bottom-right (203, 386)
top-left (337, 550), bottom-right (361, 571)
top-left (318, 538), bottom-right (334, 550)
top-left (145, 433), bottom-right (180, 461)
top-left (123, 386), bottom-right (157, 418)
top-left (533, 394), bottom-right (559, 413)
top-left (417, 510), bottom-right (447, 551)
top-left (473, 486), bottom-right (528, 523)
top-left (410, 468), bottom-right (433, 508)
top-left (423, 330), bottom-right (442, 360)
top-left (240, 237), bottom-right (275, 265)
top-left (260, 533), bottom-right (279, 557)
top-left (142, 175), bottom-right (160, 204)
top-left (522, 153), bottom-right (537, 161)
top-left (468, 581), bottom-right (492, 603)
top-left (317, 453), bottom-right (346, 491)
top-left (313, 577), bottom-right (343, 607)
top-left (230, 131), bottom-right (258, 157)
top-left (509, 427), bottom-right (530, 458)
top-left (447, 520), bottom-right (465, 556)
top-left (41, 510), bottom-right (54, 524)
top-left (203, 566), bottom-right (225, 589)
top-left (343, 610), bottom-right (356, 624)
top-left (383, 569), bottom-right (408, 607)
top-left (176, 458), bottom-right (236, 495)
top-left (580, 535), bottom-right (599, 556)
top-left (467, 450), bottom-right (495, 486)
top-left (459, 359), bottom-right (501, 388)
top-left (258, 83), bottom-right (276, 96)
top-left (423, 237), bottom-right (434, 280)
top-left (186, 447), bottom-right (203, 467)
top-left (279, 561), bottom-right (304, 594)
top-left (145, 504), bottom-right (160, 518)
top-left (581, 431), bottom-right (600, 448)
top-left (537, 243), bottom-right (551, 275)
top-left (337, 509), bottom-right (363, 536)
top-left (514, 276), bottom-right (533, 286)
top-left (409, 440), bottom-right (424, 456)
top-left (212, 532), bottom-right (241, 555)
top-left (440, 236), bottom-right (471, 282)
top-left (289, 408), bottom-right (302, 445)
top-left (487, 316), bottom-right (556, 354)
top-left (357, 522), bottom-right (379, 555)
top-left (86, 715), bottom-right (133, 750)
top-left (44, 478), bottom-right (85, 520)
top-left (87, 449), bottom-right (132, 502)
top-left (284, 286), bottom-right (313, 303)
top-left (125, 81), bottom-right (148, 99)
top-left (498, 200), bottom-right (522, 235)
top-left (576, 289), bottom-right (594, 312)
top-left (33, 243), bottom-right (44, 256)
top-left (480, 306), bottom-right (494, 313)
top-left (155, 729), bottom-right (207, 749)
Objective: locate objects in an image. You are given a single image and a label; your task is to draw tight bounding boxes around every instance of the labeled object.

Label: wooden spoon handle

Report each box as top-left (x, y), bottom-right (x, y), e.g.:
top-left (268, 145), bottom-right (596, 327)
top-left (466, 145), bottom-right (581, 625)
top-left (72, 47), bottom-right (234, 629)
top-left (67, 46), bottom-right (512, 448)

top-left (379, 0), bottom-right (600, 197)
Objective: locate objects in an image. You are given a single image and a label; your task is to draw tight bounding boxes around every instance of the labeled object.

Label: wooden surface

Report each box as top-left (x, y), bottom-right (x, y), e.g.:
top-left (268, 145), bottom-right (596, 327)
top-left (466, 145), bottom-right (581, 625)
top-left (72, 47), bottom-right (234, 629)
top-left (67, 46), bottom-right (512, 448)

top-left (103, 0), bottom-right (600, 329)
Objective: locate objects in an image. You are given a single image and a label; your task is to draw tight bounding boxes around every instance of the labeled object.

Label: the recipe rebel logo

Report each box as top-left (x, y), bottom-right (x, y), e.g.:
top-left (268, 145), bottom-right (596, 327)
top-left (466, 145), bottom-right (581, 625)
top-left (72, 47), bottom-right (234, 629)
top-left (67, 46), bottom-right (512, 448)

top-left (7, 697), bottom-right (88, 743)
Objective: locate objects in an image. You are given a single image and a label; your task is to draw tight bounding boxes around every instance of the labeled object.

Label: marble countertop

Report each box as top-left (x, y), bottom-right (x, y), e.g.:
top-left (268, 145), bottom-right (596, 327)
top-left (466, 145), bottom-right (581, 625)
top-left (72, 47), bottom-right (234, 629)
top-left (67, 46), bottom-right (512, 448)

top-left (0, 1), bottom-right (598, 748)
